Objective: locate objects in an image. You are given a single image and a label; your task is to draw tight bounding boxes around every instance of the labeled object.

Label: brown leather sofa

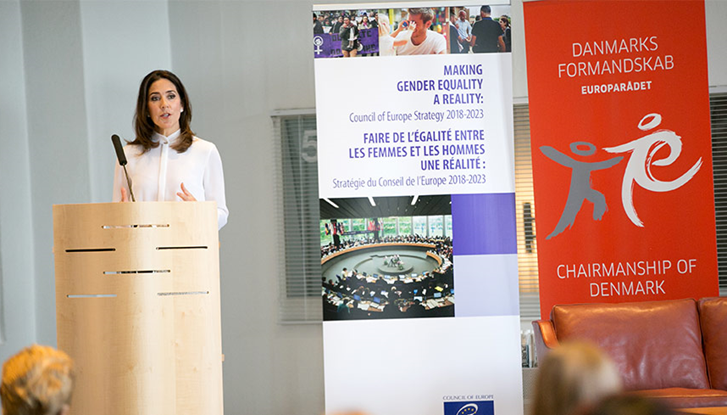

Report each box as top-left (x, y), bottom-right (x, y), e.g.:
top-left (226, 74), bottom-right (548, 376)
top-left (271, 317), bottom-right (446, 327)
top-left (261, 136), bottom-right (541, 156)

top-left (532, 297), bottom-right (727, 408)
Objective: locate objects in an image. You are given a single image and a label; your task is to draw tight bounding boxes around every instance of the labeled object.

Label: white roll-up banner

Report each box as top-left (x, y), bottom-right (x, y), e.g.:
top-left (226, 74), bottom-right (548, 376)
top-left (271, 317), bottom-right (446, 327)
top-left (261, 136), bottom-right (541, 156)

top-left (313, 4), bottom-right (521, 414)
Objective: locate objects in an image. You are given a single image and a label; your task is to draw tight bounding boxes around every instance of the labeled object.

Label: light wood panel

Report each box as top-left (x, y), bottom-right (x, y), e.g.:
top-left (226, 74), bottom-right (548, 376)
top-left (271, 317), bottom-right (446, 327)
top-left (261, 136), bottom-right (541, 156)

top-left (53, 202), bottom-right (223, 415)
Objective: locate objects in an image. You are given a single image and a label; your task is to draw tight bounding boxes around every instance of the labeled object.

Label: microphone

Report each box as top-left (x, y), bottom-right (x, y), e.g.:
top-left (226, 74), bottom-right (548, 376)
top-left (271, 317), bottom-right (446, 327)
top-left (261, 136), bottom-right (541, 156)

top-left (112, 134), bottom-right (127, 166)
top-left (111, 134), bottom-right (136, 202)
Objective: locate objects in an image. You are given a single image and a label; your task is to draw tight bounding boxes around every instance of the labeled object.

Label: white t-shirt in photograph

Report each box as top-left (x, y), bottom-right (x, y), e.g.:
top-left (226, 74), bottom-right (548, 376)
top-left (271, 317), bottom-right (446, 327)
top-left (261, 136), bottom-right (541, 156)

top-left (379, 35), bottom-right (396, 56)
top-left (395, 30), bottom-right (446, 55)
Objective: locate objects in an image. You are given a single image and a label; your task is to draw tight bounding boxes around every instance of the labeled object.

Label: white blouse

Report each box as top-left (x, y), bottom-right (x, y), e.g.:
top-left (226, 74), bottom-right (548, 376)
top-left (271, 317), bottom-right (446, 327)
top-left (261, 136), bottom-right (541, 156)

top-left (112, 130), bottom-right (229, 229)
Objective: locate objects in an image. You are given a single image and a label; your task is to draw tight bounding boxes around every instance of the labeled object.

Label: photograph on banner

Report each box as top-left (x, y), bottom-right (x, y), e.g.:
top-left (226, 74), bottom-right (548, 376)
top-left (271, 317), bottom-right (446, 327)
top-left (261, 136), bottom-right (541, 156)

top-left (380, 7), bottom-right (448, 55)
top-left (448, 5), bottom-right (512, 54)
top-left (320, 195), bottom-right (454, 321)
top-left (314, 6), bottom-right (512, 58)
top-left (313, 9), bottom-right (380, 58)
top-left (523, 0), bottom-right (718, 318)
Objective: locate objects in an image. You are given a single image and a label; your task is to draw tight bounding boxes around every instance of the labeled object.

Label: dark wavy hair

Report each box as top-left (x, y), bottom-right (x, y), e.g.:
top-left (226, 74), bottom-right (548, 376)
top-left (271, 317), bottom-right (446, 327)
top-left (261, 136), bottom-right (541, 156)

top-left (131, 70), bottom-right (194, 153)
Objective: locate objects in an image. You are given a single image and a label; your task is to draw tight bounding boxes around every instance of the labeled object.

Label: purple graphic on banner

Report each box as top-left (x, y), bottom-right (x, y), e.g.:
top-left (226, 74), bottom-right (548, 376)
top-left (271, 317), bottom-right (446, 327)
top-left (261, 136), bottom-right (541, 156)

top-left (313, 28), bottom-right (379, 58)
top-left (451, 193), bottom-right (517, 256)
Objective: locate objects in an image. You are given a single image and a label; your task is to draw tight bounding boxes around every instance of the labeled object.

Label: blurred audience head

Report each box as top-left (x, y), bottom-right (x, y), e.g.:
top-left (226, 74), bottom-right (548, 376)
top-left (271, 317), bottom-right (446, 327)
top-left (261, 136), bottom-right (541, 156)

top-left (583, 394), bottom-right (678, 415)
top-left (1, 345), bottom-right (74, 415)
top-left (531, 341), bottom-right (622, 415)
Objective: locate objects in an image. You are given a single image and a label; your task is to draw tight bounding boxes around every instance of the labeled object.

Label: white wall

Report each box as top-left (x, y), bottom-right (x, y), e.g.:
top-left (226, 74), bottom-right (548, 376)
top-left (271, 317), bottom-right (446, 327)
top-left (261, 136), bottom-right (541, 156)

top-left (0, 0), bottom-right (36, 356)
top-left (0, 1), bottom-right (725, 414)
top-left (80, 1), bottom-right (174, 202)
top-left (706, 0), bottom-right (727, 89)
top-left (21, 0), bottom-right (92, 347)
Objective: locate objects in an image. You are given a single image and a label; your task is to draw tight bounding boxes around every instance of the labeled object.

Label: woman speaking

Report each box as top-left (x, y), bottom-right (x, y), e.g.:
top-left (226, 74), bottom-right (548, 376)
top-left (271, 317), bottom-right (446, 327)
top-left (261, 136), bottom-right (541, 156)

top-left (112, 70), bottom-right (229, 229)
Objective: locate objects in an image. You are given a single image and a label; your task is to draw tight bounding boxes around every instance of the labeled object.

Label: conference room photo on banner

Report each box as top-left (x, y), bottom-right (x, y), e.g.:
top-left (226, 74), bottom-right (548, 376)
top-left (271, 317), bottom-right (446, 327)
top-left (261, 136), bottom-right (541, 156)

top-left (320, 195), bottom-right (454, 321)
top-left (313, 6), bottom-right (512, 58)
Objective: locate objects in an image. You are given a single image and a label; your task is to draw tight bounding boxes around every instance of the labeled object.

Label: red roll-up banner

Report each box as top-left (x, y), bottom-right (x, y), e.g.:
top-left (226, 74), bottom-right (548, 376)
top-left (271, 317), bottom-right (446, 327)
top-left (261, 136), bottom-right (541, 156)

top-left (524, 0), bottom-right (718, 318)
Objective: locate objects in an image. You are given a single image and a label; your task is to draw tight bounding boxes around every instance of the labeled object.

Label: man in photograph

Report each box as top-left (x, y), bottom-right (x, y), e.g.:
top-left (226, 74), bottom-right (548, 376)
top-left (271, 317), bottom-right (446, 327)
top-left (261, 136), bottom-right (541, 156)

top-left (448, 13), bottom-right (461, 53)
top-left (313, 13), bottom-right (324, 35)
top-left (455, 9), bottom-right (472, 53)
top-left (471, 5), bottom-right (505, 53)
top-left (331, 14), bottom-right (344, 35)
top-left (395, 8), bottom-right (446, 55)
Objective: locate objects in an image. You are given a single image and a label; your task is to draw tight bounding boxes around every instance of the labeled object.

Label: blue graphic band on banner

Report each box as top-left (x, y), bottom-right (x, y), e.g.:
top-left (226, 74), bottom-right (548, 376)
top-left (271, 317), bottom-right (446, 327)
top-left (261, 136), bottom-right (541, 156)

top-left (451, 193), bottom-right (517, 255)
top-left (444, 400), bottom-right (495, 415)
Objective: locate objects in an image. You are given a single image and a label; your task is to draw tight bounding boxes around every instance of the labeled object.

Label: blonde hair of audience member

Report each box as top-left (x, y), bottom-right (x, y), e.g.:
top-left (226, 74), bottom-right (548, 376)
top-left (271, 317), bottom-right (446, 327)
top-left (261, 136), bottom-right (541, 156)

top-left (530, 342), bottom-right (622, 415)
top-left (1, 345), bottom-right (74, 415)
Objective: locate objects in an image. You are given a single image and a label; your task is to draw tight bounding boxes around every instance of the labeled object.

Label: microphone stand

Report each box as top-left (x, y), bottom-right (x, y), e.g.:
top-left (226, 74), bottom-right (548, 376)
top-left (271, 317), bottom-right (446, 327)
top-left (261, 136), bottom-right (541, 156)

top-left (112, 134), bottom-right (136, 202)
top-left (122, 164), bottom-right (136, 202)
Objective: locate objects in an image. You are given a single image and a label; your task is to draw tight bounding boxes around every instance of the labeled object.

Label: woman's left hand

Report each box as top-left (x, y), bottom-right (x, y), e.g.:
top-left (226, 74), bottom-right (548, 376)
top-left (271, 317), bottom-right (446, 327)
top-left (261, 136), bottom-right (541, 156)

top-left (177, 182), bottom-right (197, 201)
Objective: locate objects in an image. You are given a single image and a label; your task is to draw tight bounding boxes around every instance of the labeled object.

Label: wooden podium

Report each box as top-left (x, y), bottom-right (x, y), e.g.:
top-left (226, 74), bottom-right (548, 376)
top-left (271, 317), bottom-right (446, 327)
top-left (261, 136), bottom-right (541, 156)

top-left (53, 202), bottom-right (223, 415)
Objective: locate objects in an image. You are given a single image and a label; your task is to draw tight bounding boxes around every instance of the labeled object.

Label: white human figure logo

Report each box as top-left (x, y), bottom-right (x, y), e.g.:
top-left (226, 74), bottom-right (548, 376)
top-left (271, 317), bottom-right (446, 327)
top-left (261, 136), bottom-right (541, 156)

top-left (604, 113), bottom-right (702, 227)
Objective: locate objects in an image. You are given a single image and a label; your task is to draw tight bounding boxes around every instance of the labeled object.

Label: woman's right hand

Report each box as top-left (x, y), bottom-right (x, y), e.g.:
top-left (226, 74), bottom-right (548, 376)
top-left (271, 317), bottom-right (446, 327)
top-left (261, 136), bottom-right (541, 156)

top-left (120, 187), bottom-right (129, 202)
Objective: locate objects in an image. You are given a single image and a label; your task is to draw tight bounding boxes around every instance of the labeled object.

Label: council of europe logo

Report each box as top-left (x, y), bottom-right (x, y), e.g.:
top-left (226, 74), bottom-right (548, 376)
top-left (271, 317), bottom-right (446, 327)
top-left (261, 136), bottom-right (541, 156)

top-left (540, 113), bottom-right (702, 239)
top-left (444, 401), bottom-right (494, 415)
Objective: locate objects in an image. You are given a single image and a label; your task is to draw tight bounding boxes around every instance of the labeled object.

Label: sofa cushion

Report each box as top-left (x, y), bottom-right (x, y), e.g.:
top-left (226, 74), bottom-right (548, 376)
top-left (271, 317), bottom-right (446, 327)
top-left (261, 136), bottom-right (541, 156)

top-left (637, 388), bottom-right (727, 408)
top-left (699, 297), bottom-right (727, 390)
top-left (551, 298), bottom-right (709, 391)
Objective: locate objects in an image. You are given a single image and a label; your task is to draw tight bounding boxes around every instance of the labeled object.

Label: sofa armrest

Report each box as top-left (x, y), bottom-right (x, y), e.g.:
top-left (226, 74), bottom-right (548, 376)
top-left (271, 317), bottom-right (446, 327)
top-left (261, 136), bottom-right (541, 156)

top-left (532, 320), bottom-right (559, 364)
